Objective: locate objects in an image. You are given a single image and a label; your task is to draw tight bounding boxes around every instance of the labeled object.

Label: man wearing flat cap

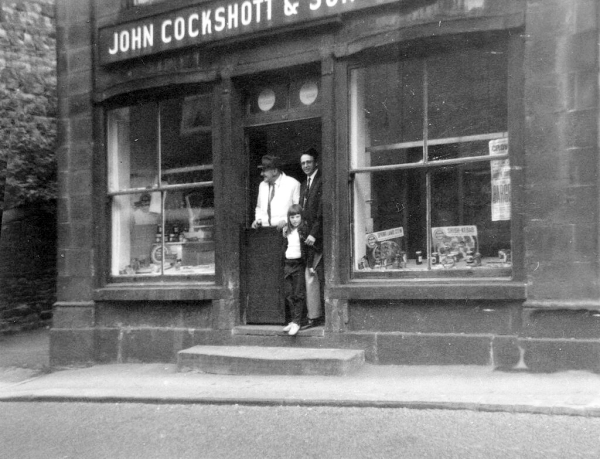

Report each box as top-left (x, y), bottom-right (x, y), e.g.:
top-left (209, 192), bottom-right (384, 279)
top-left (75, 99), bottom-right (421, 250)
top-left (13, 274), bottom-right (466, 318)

top-left (251, 155), bottom-right (300, 229)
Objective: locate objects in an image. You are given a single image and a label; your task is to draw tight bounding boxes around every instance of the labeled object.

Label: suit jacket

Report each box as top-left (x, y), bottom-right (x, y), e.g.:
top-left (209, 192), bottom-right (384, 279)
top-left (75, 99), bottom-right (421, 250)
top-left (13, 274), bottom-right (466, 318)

top-left (300, 169), bottom-right (323, 252)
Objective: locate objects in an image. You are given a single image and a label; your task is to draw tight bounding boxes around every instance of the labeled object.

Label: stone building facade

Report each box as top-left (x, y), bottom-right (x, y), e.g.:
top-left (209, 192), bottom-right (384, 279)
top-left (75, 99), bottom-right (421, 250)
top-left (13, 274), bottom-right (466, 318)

top-left (0, 0), bottom-right (57, 333)
top-left (52, 0), bottom-right (600, 372)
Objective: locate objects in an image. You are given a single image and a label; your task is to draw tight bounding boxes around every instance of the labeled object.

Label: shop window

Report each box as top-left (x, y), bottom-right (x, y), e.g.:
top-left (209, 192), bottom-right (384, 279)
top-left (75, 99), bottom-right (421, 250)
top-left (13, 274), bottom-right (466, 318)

top-left (107, 93), bottom-right (214, 277)
top-left (350, 39), bottom-right (511, 277)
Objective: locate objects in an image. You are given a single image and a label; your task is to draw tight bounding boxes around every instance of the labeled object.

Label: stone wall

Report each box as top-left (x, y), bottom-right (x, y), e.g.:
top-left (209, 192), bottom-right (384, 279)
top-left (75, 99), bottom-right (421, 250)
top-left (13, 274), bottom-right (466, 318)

top-left (0, 0), bottom-right (57, 333)
top-left (523, 0), bottom-right (599, 304)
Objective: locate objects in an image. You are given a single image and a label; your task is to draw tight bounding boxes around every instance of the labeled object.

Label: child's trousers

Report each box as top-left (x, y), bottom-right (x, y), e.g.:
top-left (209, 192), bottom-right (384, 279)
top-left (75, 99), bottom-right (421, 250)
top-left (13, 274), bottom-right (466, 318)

top-left (284, 258), bottom-right (306, 325)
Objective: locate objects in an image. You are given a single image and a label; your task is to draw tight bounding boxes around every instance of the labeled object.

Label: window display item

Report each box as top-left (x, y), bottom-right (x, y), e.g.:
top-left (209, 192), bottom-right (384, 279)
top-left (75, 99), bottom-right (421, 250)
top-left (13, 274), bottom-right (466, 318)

top-left (432, 226), bottom-right (478, 268)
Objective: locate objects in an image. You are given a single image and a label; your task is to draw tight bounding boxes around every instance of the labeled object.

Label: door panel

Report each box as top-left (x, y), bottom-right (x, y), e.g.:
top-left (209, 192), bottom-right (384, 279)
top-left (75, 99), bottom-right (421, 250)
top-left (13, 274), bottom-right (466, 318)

top-left (243, 227), bottom-right (285, 324)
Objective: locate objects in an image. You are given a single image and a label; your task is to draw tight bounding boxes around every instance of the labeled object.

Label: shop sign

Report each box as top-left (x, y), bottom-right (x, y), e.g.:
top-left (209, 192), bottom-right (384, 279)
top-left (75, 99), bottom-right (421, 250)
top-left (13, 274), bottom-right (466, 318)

top-left (99, 0), bottom-right (400, 64)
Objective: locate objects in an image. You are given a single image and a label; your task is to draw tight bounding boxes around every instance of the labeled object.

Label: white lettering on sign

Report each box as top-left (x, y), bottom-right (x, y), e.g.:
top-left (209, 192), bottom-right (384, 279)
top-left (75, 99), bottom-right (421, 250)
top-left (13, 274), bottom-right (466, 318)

top-left (102, 0), bottom-right (374, 63)
top-left (108, 24), bottom-right (154, 55)
top-left (174, 17), bottom-right (186, 40)
top-left (108, 0), bottom-right (275, 53)
top-left (241, 1), bottom-right (252, 25)
top-left (161, 20), bottom-right (172, 43)
top-left (215, 7), bottom-right (226, 32)
top-left (310, 0), bottom-right (354, 11)
top-left (202, 10), bottom-right (213, 34)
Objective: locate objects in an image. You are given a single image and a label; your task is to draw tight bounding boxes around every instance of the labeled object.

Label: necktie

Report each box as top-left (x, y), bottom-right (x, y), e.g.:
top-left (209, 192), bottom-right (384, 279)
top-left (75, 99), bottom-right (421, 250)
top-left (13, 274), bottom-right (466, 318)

top-left (304, 177), bottom-right (311, 207)
top-left (267, 184), bottom-right (274, 226)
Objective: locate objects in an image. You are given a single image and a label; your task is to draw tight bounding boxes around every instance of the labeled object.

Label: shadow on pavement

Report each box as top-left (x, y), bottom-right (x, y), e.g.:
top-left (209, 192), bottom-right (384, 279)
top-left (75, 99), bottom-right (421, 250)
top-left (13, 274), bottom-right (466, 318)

top-left (0, 327), bottom-right (50, 384)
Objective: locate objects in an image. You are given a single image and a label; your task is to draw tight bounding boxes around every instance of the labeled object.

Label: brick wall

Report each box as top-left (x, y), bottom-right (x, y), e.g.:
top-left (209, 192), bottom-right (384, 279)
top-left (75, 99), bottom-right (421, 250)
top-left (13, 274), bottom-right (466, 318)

top-left (0, 0), bottom-right (57, 333)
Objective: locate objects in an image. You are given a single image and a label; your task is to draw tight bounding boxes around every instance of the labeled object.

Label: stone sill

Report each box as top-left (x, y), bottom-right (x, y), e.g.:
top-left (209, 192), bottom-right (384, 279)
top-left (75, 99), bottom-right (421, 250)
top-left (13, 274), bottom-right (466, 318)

top-left (329, 280), bottom-right (526, 301)
top-left (523, 300), bottom-right (600, 311)
top-left (94, 283), bottom-right (226, 302)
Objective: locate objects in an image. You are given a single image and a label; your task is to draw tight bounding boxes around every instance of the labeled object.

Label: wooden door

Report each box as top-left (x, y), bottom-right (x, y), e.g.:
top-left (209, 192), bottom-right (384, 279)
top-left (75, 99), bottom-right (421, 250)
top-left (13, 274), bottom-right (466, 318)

top-left (242, 226), bottom-right (286, 324)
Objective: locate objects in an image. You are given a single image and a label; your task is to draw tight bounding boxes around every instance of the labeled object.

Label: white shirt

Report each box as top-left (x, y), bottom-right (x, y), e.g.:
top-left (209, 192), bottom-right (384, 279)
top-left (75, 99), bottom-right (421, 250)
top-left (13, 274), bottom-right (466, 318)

top-left (285, 228), bottom-right (302, 259)
top-left (255, 172), bottom-right (300, 226)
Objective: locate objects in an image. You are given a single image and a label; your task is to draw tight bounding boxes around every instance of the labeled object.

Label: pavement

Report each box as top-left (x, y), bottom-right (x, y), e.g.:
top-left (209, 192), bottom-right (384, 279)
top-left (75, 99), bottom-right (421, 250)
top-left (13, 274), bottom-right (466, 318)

top-left (2, 328), bottom-right (600, 417)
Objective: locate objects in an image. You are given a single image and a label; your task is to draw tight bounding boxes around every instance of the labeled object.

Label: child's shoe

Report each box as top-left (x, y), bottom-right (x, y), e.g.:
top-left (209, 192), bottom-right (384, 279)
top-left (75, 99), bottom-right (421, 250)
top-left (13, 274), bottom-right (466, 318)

top-left (288, 322), bottom-right (300, 336)
top-left (282, 322), bottom-right (293, 332)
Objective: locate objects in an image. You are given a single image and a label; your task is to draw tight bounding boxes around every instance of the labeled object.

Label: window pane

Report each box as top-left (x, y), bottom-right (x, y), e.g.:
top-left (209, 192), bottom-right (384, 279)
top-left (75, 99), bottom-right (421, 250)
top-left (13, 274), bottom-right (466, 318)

top-left (427, 44), bottom-right (507, 139)
top-left (290, 77), bottom-right (321, 109)
top-left (430, 162), bottom-right (511, 270)
top-left (108, 92), bottom-right (215, 277)
top-left (350, 66), bottom-right (423, 170)
top-left (245, 82), bottom-right (288, 114)
top-left (364, 61), bottom-right (423, 147)
top-left (367, 146), bottom-right (424, 168)
top-left (427, 139), bottom-right (498, 162)
top-left (353, 169), bottom-right (427, 271)
top-left (111, 192), bottom-right (162, 275)
top-left (161, 95), bottom-right (213, 184)
top-left (107, 104), bottom-right (158, 192)
top-left (163, 188), bottom-right (215, 275)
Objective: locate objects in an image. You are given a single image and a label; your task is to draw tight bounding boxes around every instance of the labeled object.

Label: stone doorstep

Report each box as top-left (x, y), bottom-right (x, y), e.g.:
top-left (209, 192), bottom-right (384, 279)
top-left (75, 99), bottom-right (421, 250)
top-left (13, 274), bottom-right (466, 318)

top-left (177, 345), bottom-right (365, 376)
top-left (233, 325), bottom-right (324, 337)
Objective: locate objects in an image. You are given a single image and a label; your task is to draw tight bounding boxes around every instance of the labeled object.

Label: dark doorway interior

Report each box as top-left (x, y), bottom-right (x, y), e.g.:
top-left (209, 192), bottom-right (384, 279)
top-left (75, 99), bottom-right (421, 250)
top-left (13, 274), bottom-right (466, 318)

top-left (243, 118), bottom-right (321, 324)
top-left (246, 118), bottom-right (321, 224)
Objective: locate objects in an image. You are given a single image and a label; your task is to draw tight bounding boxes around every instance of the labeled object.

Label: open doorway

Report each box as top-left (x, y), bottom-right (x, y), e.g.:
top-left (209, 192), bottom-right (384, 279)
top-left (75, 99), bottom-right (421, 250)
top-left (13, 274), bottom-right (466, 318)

top-left (243, 118), bottom-right (321, 324)
top-left (246, 118), bottom-right (321, 223)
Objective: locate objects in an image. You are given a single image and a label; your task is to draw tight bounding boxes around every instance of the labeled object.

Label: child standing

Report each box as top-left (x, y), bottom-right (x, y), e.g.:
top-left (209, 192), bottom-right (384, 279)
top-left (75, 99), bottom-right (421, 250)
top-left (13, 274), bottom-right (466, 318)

top-left (282, 204), bottom-right (309, 336)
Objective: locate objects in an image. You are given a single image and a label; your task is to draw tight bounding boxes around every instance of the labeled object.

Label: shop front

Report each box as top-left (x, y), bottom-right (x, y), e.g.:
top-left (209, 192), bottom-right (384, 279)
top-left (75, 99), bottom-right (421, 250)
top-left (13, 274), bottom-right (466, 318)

top-left (52, 0), bottom-right (600, 371)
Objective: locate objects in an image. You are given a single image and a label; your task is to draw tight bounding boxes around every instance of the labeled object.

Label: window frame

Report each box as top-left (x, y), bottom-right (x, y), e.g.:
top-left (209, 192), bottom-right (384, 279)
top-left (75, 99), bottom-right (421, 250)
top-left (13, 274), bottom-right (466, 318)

top-left (345, 33), bottom-right (519, 283)
top-left (105, 89), bottom-right (216, 283)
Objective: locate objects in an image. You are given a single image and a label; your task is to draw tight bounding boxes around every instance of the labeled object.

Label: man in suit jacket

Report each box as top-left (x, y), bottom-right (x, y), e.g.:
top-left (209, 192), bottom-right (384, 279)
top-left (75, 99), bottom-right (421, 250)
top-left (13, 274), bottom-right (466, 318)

top-left (300, 148), bottom-right (324, 328)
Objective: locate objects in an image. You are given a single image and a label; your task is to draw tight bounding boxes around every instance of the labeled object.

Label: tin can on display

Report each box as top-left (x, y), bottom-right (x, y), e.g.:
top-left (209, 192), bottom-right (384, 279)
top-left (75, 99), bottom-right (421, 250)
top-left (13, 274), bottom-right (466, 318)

top-left (431, 252), bottom-right (439, 264)
top-left (416, 251), bottom-right (423, 265)
top-left (465, 250), bottom-right (475, 264)
top-left (498, 249), bottom-right (512, 262)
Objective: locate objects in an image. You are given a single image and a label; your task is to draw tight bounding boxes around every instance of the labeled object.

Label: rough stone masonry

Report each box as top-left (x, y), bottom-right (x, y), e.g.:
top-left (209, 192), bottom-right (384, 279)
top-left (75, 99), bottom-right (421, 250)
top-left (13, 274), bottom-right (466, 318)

top-left (0, 0), bottom-right (57, 333)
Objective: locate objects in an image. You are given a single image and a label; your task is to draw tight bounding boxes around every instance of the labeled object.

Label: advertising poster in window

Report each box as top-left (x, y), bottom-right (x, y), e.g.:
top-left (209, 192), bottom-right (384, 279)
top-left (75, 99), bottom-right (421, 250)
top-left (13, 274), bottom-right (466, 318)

top-left (431, 226), bottom-right (478, 264)
top-left (489, 138), bottom-right (510, 221)
top-left (362, 227), bottom-right (404, 269)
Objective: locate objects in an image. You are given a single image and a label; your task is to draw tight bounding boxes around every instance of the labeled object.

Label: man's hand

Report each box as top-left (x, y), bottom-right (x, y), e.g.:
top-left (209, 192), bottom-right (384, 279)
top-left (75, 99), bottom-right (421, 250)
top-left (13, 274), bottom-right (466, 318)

top-left (305, 235), bottom-right (316, 246)
top-left (276, 220), bottom-right (287, 230)
top-left (251, 219), bottom-right (261, 229)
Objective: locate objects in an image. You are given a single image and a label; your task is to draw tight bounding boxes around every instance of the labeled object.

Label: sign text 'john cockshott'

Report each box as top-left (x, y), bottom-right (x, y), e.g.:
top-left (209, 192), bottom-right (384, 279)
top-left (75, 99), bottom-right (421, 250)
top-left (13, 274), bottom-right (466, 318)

top-left (99, 0), bottom-right (398, 64)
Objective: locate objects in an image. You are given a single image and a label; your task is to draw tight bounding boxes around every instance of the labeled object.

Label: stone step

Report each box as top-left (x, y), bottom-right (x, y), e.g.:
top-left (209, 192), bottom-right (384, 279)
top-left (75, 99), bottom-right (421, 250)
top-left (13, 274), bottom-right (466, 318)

top-left (177, 345), bottom-right (365, 376)
top-left (233, 325), bottom-right (324, 337)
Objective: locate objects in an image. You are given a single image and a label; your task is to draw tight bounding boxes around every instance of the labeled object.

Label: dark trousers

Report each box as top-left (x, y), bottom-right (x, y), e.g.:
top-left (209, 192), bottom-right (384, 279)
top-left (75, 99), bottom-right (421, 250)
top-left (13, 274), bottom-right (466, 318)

top-left (284, 259), bottom-right (306, 325)
top-left (315, 255), bottom-right (325, 315)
